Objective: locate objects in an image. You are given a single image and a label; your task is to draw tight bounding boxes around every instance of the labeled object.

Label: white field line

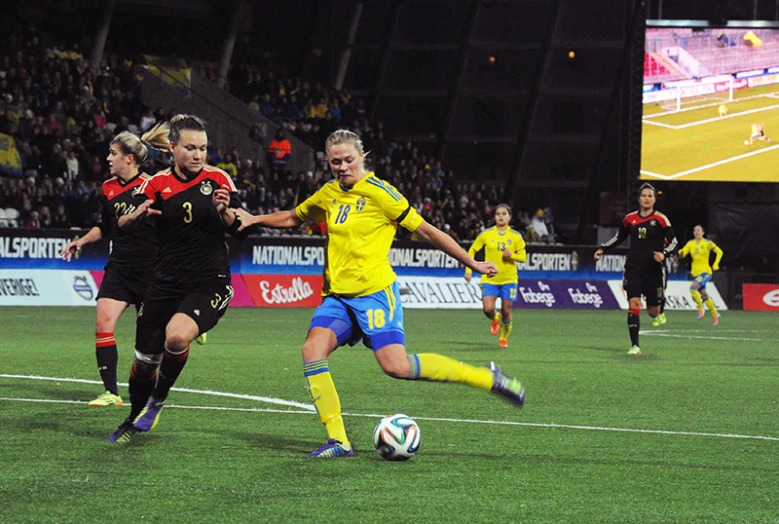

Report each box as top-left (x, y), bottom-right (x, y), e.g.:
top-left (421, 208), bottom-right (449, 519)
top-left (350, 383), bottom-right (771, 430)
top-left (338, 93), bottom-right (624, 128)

top-left (643, 120), bottom-right (677, 129)
top-left (639, 331), bottom-right (767, 341)
top-left (643, 102), bottom-right (779, 130)
top-left (639, 143), bottom-right (779, 180)
top-left (644, 91), bottom-right (779, 118)
top-left (1, 375), bottom-right (777, 442)
top-left (0, 374), bottom-right (315, 411)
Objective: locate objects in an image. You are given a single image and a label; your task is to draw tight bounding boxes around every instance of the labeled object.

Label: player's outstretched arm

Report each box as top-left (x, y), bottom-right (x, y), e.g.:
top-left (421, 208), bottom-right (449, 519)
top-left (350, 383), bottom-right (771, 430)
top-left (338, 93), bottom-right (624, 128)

top-left (118, 199), bottom-right (160, 229)
top-left (60, 226), bottom-right (103, 262)
top-left (235, 208), bottom-right (302, 231)
top-left (414, 220), bottom-right (497, 276)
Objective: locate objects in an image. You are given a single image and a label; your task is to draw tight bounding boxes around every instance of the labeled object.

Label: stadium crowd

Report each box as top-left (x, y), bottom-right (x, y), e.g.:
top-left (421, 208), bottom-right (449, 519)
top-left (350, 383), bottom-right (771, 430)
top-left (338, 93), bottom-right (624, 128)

top-left (0, 24), bottom-right (557, 243)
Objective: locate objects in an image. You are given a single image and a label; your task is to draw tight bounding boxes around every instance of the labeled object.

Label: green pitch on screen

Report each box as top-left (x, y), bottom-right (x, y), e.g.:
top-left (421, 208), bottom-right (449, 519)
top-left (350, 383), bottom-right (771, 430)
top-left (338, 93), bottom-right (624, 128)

top-left (641, 84), bottom-right (779, 182)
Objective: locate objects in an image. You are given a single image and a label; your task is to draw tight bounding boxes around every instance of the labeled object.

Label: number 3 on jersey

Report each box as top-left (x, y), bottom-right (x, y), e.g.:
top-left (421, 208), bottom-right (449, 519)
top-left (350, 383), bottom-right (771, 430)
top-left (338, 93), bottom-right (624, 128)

top-left (183, 202), bottom-right (193, 223)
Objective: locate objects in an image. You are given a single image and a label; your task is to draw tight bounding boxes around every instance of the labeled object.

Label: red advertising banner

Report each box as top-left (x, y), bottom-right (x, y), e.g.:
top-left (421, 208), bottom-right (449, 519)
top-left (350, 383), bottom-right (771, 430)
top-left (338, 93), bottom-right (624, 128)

top-left (742, 283), bottom-right (779, 311)
top-left (229, 274), bottom-right (256, 307)
top-left (243, 274), bottom-right (324, 307)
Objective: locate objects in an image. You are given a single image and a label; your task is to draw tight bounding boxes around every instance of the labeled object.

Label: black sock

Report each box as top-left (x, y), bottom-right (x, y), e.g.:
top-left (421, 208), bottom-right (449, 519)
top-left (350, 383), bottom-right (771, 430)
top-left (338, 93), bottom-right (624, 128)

top-left (128, 366), bottom-right (157, 419)
top-left (96, 332), bottom-right (119, 395)
top-left (659, 296), bottom-right (666, 314)
top-left (96, 345), bottom-right (119, 395)
top-left (628, 312), bottom-right (640, 346)
top-left (152, 347), bottom-right (189, 402)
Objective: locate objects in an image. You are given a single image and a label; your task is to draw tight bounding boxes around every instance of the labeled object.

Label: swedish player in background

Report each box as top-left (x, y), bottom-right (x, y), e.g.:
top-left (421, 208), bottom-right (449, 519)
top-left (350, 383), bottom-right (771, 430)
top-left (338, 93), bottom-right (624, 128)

top-left (747, 122), bottom-right (770, 146)
top-left (464, 204), bottom-right (526, 348)
top-left (236, 129), bottom-right (527, 458)
top-left (678, 225), bottom-right (723, 324)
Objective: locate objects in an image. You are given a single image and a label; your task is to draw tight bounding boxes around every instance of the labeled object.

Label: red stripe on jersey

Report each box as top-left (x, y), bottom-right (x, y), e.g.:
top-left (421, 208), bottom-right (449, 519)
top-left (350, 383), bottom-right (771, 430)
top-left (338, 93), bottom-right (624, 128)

top-left (102, 174), bottom-right (148, 200)
top-left (207, 165), bottom-right (237, 192)
top-left (137, 169), bottom-right (171, 200)
top-left (624, 211), bottom-right (669, 228)
top-left (653, 211), bottom-right (671, 228)
top-left (141, 166), bottom-right (235, 200)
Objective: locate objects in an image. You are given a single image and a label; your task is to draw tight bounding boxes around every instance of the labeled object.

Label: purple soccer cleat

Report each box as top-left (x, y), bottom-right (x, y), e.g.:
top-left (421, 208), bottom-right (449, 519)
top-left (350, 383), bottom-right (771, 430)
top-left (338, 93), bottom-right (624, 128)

top-left (488, 361), bottom-right (525, 408)
top-left (309, 439), bottom-right (354, 458)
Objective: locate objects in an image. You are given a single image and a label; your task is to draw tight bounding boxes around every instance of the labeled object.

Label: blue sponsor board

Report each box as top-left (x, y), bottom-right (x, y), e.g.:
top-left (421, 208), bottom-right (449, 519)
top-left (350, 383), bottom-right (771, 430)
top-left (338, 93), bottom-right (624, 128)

top-left (513, 279), bottom-right (620, 309)
top-left (5, 229), bottom-right (662, 285)
top-left (0, 228), bottom-right (109, 270)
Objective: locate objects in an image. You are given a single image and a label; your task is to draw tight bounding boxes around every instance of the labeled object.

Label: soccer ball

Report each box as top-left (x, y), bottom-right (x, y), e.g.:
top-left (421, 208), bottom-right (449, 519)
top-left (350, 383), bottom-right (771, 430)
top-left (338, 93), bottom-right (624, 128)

top-left (744, 140), bottom-right (749, 146)
top-left (373, 414), bottom-right (421, 461)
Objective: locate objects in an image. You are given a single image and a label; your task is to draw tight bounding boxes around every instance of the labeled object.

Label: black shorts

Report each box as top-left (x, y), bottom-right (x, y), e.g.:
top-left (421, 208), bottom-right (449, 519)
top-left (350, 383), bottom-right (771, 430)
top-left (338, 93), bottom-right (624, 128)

top-left (96, 268), bottom-right (150, 307)
top-left (136, 279), bottom-right (234, 351)
top-left (623, 263), bottom-right (666, 307)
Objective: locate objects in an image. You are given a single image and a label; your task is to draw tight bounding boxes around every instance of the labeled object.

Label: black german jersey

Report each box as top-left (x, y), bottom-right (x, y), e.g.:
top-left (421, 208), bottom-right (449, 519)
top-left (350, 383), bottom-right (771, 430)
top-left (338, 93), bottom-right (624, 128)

top-left (98, 173), bottom-right (157, 274)
top-left (136, 165), bottom-right (240, 284)
top-left (601, 210), bottom-right (678, 268)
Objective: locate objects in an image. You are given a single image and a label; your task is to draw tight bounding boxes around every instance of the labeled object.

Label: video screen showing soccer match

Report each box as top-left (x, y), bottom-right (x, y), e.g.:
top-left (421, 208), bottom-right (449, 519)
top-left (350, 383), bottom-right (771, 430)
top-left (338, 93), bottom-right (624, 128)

top-left (641, 24), bottom-right (779, 182)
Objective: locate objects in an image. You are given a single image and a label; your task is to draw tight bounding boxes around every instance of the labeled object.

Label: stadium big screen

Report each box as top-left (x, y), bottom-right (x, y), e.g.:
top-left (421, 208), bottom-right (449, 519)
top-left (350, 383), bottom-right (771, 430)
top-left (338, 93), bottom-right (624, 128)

top-left (641, 20), bottom-right (779, 182)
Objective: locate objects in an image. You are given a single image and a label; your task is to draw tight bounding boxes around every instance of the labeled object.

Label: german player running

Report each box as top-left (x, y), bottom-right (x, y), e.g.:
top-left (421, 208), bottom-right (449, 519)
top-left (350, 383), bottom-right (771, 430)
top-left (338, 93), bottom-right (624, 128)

top-left (108, 114), bottom-right (245, 443)
top-left (235, 129), bottom-right (526, 458)
top-left (60, 126), bottom-right (169, 407)
top-left (678, 225), bottom-right (723, 324)
top-left (594, 183), bottom-right (678, 355)
top-left (464, 204), bottom-right (526, 347)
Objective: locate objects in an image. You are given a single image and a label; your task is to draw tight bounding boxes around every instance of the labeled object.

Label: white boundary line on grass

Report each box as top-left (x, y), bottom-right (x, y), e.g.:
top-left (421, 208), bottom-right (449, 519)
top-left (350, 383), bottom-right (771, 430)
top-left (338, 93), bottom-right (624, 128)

top-left (1, 374), bottom-right (777, 442)
top-left (643, 103), bottom-right (779, 130)
top-left (638, 330), bottom-right (768, 341)
top-left (639, 143), bottom-right (779, 181)
top-left (0, 374), bottom-right (315, 411)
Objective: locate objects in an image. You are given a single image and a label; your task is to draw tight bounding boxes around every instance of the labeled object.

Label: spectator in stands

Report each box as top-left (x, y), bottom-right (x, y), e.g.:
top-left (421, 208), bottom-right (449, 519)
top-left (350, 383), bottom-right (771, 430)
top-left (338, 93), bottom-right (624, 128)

top-left (139, 108), bottom-right (156, 132)
top-left (64, 149), bottom-right (80, 180)
top-left (25, 209), bottom-right (40, 228)
top-left (51, 202), bottom-right (69, 228)
top-left (266, 128), bottom-right (291, 173)
top-left (216, 152), bottom-right (238, 178)
top-left (528, 209), bottom-right (549, 242)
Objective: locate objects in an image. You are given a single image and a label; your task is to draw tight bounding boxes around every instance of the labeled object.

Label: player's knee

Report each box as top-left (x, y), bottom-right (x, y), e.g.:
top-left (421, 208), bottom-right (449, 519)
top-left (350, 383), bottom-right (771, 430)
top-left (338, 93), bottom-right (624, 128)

top-left (647, 306), bottom-right (660, 317)
top-left (95, 314), bottom-right (118, 332)
top-left (700, 292), bottom-right (709, 301)
top-left (165, 333), bottom-right (190, 353)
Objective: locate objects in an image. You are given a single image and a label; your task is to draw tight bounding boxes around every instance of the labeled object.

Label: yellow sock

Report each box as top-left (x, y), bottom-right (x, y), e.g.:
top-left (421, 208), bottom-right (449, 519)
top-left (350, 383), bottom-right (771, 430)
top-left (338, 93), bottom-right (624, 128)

top-left (704, 297), bottom-right (718, 317)
top-left (304, 361), bottom-right (350, 447)
top-left (493, 312), bottom-right (501, 322)
top-left (500, 321), bottom-right (513, 340)
top-left (410, 353), bottom-right (494, 391)
top-left (690, 289), bottom-right (703, 310)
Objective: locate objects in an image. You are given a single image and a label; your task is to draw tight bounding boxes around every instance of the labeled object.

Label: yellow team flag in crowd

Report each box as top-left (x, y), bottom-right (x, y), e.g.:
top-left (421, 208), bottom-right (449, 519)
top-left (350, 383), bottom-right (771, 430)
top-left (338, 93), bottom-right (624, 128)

top-left (0, 133), bottom-right (23, 177)
top-left (144, 54), bottom-right (192, 92)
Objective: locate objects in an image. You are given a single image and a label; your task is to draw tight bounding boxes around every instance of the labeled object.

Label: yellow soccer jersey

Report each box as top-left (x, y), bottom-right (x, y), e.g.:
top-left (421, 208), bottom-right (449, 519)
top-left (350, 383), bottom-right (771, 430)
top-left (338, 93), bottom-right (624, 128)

top-left (679, 239), bottom-right (723, 276)
top-left (465, 227), bottom-right (526, 285)
top-left (295, 173), bottom-right (423, 297)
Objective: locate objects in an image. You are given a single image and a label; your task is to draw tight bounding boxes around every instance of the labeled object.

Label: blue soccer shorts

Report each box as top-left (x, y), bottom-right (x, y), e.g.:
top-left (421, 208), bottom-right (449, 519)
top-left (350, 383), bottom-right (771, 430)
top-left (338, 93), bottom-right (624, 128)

top-left (309, 282), bottom-right (405, 351)
top-left (481, 282), bottom-right (518, 302)
top-left (692, 273), bottom-right (713, 290)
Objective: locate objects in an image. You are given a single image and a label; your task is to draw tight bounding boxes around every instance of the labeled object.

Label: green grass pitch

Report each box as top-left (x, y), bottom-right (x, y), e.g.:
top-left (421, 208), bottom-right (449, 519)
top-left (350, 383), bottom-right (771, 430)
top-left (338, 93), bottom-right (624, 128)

top-left (1, 307), bottom-right (777, 522)
top-left (642, 84), bottom-right (779, 182)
